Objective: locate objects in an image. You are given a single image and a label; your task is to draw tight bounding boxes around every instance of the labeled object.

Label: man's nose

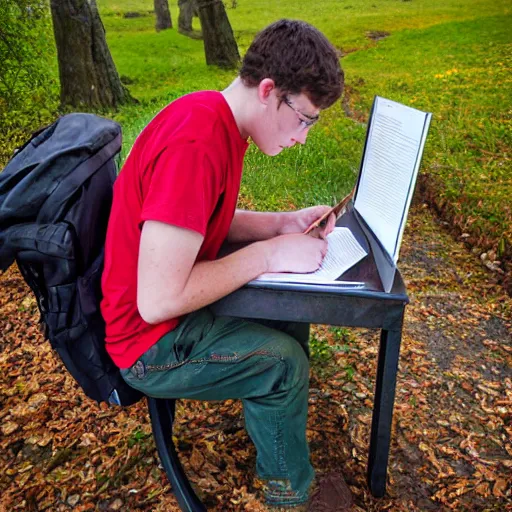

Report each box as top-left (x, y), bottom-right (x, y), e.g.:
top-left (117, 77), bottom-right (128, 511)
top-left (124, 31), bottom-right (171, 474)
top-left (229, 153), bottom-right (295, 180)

top-left (292, 129), bottom-right (309, 145)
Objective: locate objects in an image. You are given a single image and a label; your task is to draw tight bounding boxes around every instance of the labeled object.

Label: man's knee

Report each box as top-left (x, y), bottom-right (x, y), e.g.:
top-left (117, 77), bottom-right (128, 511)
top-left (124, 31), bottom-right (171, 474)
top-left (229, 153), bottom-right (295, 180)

top-left (269, 333), bottom-right (310, 389)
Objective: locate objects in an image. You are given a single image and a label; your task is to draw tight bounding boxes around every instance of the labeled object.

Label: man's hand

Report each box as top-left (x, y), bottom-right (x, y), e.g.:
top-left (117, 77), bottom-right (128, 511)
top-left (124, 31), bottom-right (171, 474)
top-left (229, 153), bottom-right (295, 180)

top-left (137, 221), bottom-right (328, 324)
top-left (279, 205), bottom-right (336, 239)
top-left (262, 233), bottom-right (328, 273)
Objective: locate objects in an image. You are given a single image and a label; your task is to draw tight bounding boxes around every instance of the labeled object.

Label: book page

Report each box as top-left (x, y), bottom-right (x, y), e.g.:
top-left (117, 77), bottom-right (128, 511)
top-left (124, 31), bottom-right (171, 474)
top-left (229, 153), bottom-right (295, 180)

top-left (354, 97), bottom-right (429, 261)
top-left (253, 227), bottom-right (367, 285)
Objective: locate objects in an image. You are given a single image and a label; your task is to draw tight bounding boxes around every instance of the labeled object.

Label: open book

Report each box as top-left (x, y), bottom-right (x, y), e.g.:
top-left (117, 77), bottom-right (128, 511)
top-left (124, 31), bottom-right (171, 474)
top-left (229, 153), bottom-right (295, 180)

top-left (251, 96), bottom-right (432, 290)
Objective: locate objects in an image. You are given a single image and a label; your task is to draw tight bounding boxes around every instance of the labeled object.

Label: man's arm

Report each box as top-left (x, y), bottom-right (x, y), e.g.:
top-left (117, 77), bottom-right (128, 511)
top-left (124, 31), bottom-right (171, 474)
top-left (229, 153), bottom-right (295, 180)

top-left (227, 210), bottom-right (283, 243)
top-left (137, 220), bottom-right (327, 325)
top-left (227, 206), bottom-right (336, 243)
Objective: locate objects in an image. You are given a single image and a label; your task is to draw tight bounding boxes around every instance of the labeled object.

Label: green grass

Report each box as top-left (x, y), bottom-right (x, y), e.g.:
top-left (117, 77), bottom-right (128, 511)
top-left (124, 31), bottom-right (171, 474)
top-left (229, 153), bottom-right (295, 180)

top-left (1, 0), bottom-right (510, 265)
top-left (98, 0), bottom-right (511, 260)
top-left (342, 15), bottom-right (512, 256)
top-left (309, 327), bottom-right (357, 379)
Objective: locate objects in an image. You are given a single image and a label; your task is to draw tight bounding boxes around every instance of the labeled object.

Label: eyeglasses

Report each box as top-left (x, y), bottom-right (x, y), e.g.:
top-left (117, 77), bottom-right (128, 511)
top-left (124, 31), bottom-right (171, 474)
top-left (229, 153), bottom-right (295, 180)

top-left (283, 96), bottom-right (320, 130)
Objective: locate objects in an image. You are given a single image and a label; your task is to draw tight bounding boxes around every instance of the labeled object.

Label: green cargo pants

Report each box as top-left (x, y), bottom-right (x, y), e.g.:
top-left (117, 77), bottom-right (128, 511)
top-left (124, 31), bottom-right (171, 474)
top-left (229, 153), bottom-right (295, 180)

top-left (120, 308), bottom-right (314, 505)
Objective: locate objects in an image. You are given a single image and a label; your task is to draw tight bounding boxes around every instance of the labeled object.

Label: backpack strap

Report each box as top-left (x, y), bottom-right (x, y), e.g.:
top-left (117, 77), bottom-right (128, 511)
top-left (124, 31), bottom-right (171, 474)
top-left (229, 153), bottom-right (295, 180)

top-left (10, 120), bottom-right (58, 157)
top-left (38, 131), bottom-right (121, 223)
top-left (0, 222), bottom-right (75, 271)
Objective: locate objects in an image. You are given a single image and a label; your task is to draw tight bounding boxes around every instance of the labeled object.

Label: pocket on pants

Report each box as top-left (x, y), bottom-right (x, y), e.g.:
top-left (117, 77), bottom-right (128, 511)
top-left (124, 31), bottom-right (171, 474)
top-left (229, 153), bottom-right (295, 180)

top-left (130, 309), bottom-right (215, 380)
top-left (165, 308), bottom-right (213, 361)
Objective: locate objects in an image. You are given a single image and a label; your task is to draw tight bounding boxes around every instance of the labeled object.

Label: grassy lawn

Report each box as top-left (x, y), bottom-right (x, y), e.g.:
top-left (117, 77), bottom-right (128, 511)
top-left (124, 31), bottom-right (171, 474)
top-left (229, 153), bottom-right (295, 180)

top-left (100, 0), bottom-right (511, 267)
top-left (1, 0), bottom-right (510, 267)
top-left (343, 15), bottom-right (511, 261)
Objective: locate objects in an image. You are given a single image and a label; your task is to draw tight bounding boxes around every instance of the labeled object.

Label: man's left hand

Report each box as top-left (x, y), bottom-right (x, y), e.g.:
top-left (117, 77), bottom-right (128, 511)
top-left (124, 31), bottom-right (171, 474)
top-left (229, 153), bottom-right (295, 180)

top-left (279, 206), bottom-right (336, 239)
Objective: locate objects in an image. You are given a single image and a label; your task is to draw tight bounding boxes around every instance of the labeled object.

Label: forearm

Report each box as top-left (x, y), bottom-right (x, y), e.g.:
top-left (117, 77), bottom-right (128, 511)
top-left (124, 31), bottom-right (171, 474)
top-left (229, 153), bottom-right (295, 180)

top-left (138, 211), bottom-right (331, 325)
top-left (143, 241), bottom-right (269, 323)
top-left (227, 205), bottom-right (335, 242)
top-left (227, 209), bottom-right (289, 243)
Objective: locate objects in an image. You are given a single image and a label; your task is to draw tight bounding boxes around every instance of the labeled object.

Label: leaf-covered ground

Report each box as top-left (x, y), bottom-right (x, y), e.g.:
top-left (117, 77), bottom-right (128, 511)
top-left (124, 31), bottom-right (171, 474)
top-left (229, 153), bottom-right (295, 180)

top-left (0, 203), bottom-right (510, 511)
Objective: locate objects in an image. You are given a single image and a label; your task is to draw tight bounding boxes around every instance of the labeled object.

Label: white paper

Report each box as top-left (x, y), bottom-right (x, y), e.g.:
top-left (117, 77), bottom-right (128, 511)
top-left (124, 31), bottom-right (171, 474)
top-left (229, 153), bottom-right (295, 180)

top-left (354, 97), bottom-right (430, 261)
top-left (253, 228), bottom-right (367, 285)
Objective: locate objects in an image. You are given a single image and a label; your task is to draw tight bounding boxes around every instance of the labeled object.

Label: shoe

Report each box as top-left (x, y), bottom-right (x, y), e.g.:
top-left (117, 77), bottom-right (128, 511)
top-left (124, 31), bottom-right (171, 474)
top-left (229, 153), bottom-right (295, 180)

top-left (263, 473), bottom-right (353, 511)
top-left (263, 479), bottom-right (309, 509)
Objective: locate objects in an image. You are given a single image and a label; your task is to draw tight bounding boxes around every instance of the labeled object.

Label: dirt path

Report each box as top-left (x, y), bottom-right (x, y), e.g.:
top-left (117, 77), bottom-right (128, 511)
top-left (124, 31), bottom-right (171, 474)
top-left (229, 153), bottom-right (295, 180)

top-left (0, 204), bottom-right (510, 511)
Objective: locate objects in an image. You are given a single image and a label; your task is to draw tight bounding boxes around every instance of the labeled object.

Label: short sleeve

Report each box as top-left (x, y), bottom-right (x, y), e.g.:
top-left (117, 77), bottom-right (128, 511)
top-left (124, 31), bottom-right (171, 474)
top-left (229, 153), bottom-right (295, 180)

top-left (140, 142), bottom-right (223, 236)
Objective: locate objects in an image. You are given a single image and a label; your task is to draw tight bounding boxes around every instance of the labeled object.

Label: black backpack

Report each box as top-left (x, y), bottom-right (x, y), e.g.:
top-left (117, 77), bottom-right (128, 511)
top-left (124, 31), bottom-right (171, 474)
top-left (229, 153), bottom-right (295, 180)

top-left (0, 113), bottom-right (143, 406)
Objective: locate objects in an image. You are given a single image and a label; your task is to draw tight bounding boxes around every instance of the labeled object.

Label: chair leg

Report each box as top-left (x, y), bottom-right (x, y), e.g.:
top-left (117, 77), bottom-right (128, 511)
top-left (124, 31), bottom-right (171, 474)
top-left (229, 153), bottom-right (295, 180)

top-left (147, 397), bottom-right (207, 512)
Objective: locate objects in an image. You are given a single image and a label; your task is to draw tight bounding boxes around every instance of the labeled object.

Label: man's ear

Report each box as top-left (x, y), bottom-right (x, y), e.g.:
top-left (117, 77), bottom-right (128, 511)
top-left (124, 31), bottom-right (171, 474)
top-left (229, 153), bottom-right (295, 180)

top-left (257, 78), bottom-right (276, 105)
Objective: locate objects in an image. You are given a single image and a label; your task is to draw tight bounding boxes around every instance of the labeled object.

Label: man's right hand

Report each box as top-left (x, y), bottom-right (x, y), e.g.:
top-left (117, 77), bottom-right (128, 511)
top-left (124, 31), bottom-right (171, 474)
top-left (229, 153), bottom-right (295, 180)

top-left (138, 222), bottom-right (327, 325)
top-left (261, 233), bottom-right (328, 274)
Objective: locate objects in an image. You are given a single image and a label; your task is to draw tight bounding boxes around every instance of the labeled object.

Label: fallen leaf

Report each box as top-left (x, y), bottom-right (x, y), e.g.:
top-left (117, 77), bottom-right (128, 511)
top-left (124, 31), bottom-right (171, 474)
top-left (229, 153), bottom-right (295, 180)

top-left (1, 421), bottom-right (19, 435)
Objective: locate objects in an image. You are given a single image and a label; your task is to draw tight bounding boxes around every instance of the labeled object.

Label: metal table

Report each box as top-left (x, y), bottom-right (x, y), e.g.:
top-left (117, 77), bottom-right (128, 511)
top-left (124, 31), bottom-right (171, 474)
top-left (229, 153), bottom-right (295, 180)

top-left (148, 238), bottom-right (409, 510)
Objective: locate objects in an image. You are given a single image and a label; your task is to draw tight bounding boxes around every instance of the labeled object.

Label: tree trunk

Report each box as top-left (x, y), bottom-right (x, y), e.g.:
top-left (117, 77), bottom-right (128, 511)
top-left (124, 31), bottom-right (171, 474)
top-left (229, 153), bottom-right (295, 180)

top-left (195, 0), bottom-right (239, 69)
top-left (154, 0), bottom-right (172, 31)
top-left (178, 0), bottom-right (196, 33)
top-left (50, 0), bottom-right (134, 109)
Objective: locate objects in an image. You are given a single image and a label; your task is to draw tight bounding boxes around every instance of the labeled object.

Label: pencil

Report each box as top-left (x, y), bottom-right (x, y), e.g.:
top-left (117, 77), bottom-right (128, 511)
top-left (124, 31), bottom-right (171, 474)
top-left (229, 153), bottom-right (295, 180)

top-left (303, 188), bottom-right (355, 235)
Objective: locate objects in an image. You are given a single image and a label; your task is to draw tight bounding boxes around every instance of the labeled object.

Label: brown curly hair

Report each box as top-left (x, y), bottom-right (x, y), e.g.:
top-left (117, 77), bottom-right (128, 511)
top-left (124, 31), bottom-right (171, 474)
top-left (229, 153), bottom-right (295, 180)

top-left (240, 19), bottom-right (344, 110)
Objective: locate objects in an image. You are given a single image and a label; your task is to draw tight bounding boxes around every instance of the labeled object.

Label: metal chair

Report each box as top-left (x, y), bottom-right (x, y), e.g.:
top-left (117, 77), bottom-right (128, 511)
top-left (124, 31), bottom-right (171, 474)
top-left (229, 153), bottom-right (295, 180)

top-left (148, 397), bottom-right (207, 512)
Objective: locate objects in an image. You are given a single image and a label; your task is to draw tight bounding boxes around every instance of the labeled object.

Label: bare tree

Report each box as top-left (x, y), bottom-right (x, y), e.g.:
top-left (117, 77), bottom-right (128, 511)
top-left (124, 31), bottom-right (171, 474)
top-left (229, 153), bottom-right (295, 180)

top-left (154, 0), bottom-right (172, 31)
top-left (195, 0), bottom-right (239, 68)
top-left (50, 0), bottom-right (134, 109)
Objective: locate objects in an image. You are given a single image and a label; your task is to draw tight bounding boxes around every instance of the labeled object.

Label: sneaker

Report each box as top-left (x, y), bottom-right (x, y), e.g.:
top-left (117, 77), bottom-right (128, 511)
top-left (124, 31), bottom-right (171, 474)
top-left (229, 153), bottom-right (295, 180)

top-left (263, 473), bottom-right (353, 511)
top-left (263, 479), bottom-right (309, 508)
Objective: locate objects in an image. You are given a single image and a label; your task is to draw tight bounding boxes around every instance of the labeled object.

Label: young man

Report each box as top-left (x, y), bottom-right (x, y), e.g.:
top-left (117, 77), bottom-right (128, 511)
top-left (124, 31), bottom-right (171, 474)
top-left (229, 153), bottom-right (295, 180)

top-left (101, 19), bottom-right (350, 510)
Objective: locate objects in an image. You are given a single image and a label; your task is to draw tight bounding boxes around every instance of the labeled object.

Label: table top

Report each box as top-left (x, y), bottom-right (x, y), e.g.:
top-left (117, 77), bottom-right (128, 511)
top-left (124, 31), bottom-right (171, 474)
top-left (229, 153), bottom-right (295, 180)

top-left (211, 240), bottom-right (409, 331)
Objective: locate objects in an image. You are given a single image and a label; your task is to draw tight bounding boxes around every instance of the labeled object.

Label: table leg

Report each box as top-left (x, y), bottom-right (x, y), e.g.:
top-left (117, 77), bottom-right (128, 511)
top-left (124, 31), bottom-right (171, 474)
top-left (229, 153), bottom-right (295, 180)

top-left (367, 327), bottom-right (402, 497)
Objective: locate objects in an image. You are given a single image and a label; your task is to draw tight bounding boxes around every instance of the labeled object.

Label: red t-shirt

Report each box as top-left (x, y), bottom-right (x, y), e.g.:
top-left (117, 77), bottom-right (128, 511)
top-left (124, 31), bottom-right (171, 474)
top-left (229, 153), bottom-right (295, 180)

top-left (101, 91), bottom-right (248, 368)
